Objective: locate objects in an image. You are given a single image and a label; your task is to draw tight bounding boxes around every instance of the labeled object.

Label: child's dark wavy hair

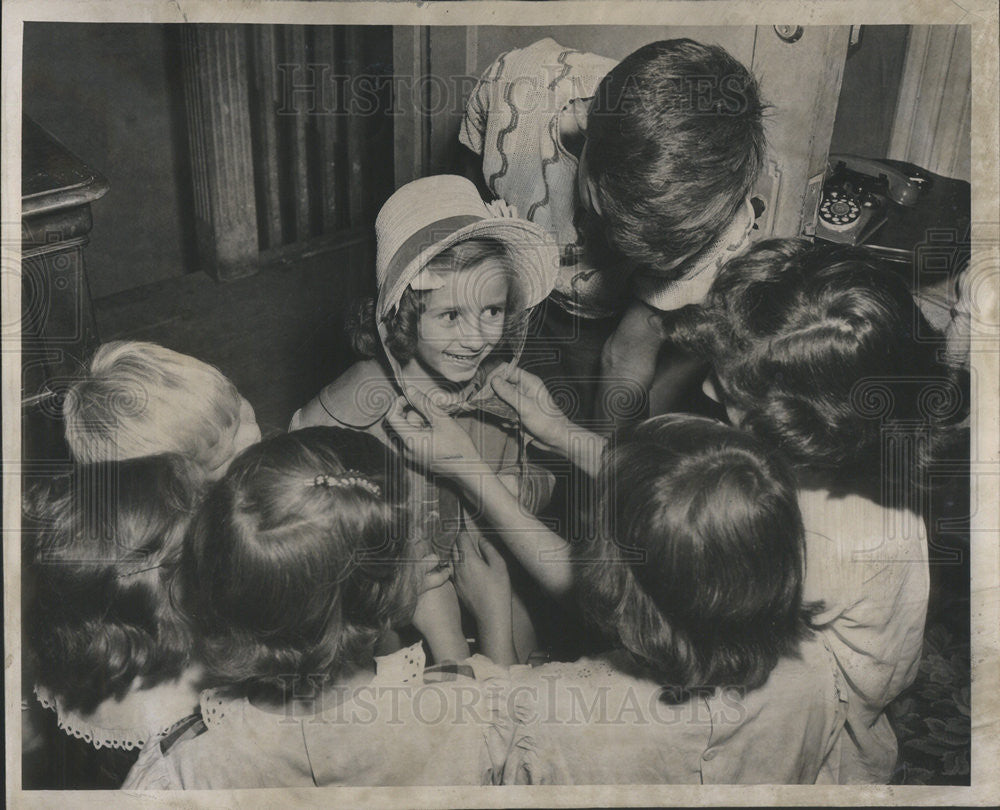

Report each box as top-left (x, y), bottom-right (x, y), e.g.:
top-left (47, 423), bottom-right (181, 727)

top-left (587, 38), bottom-right (767, 278)
top-left (578, 415), bottom-right (813, 692)
top-left (24, 454), bottom-right (199, 714)
top-left (347, 237), bottom-right (524, 363)
top-left (184, 427), bottom-right (414, 698)
top-left (666, 238), bottom-right (966, 499)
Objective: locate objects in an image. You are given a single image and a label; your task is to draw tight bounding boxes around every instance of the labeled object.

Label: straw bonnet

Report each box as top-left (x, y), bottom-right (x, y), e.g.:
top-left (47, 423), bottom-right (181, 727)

top-left (375, 175), bottom-right (561, 321)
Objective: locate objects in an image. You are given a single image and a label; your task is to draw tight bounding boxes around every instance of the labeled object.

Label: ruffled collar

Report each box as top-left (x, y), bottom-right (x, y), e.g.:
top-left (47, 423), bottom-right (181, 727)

top-left (35, 671), bottom-right (202, 751)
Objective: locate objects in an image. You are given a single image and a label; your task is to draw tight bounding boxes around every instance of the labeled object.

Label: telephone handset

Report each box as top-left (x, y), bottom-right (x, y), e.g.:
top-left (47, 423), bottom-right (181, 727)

top-left (815, 154), bottom-right (930, 245)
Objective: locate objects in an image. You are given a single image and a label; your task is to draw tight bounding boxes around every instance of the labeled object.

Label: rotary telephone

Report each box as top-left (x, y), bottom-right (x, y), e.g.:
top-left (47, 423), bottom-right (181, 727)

top-left (815, 155), bottom-right (930, 245)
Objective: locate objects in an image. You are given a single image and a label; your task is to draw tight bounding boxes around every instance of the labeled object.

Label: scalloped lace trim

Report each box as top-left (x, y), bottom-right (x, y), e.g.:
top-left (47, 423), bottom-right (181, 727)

top-left (34, 684), bottom-right (174, 751)
top-left (199, 689), bottom-right (230, 730)
top-left (515, 657), bottom-right (621, 681)
top-left (373, 641), bottom-right (425, 685)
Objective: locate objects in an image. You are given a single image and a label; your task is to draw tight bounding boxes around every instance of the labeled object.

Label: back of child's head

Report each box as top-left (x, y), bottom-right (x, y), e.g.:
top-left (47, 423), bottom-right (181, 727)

top-left (579, 414), bottom-right (810, 692)
top-left (667, 238), bottom-right (964, 494)
top-left (185, 427), bottom-right (414, 698)
top-left (348, 237), bottom-right (521, 363)
top-left (587, 39), bottom-right (766, 277)
top-left (64, 341), bottom-right (248, 475)
top-left (25, 454), bottom-right (198, 714)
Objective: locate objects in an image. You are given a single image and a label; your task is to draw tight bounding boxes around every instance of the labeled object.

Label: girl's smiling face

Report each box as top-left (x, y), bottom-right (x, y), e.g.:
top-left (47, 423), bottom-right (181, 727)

top-left (413, 259), bottom-right (510, 384)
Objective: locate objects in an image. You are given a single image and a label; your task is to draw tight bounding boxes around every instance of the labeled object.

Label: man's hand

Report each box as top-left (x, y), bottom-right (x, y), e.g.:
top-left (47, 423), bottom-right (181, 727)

top-left (490, 364), bottom-right (574, 453)
top-left (384, 388), bottom-right (486, 479)
top-left (417, 552), bottom-right (452, 594)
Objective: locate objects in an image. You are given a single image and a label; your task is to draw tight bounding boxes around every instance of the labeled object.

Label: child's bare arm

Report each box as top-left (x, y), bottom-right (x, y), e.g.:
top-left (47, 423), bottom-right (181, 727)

top-left (385, 390), bottom-right (574, 598)
top-left (501, 462), bottom-right (556, 515)
top-left (452, 532), bottom-right (518, 666)
top-left (411, 580), bottom-right (471, 663)
top-left (463, 470), bottom-right (574, 598)
top-left (595, 300), bottom-right (665, 427)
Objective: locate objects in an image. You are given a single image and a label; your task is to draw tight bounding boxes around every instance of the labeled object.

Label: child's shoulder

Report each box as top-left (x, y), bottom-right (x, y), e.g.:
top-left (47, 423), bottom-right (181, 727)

top-left (121, 711), bottom-right (213, 790)
top-left (293, 360), bottom-right (396, 431)
top-left (798, 487), bottom-right (928, 558)
top-left (518, 642), bottom-right (843, 708)
top-left (123, 691), bottom-right (276, 789)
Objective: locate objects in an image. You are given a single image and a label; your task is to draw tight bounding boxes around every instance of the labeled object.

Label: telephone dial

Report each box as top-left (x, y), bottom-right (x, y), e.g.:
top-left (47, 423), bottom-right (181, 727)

top-left (815, 155), bottom-right (930, 246)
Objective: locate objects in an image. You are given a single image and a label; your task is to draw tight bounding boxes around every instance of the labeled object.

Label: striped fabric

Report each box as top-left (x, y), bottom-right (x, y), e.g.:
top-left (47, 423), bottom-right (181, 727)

top-left (461, 38), bottom-right (758, 317)
top-left (461, 39), bottom-right (629, 319)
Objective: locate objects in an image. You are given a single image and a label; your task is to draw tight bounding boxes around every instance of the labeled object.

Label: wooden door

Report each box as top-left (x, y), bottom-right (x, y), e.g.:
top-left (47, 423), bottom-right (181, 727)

top-left (394, 25), bottom-right (851, 240)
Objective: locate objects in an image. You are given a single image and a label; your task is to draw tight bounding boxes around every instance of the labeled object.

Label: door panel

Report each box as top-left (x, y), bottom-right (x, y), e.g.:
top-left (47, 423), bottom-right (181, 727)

top-left (751, 26), bottom-right (852, 238)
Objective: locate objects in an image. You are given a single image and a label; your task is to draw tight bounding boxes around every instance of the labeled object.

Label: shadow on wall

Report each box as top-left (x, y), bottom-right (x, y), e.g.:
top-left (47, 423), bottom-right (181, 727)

top-left (22, 23), bottom-right (197, 299)
top-left (830, 26), bottom-right (910, 161)
top-left (830, 25), bottom-right (971, 183)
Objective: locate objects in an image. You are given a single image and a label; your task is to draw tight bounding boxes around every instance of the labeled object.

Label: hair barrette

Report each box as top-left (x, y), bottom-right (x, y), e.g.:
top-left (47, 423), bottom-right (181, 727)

top-left (310, 472), bottom-right (382, 498)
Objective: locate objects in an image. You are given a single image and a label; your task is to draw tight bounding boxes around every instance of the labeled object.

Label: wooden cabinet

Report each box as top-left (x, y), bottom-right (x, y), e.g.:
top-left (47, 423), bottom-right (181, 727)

top-left (21, 116), bottom-right (108, 462)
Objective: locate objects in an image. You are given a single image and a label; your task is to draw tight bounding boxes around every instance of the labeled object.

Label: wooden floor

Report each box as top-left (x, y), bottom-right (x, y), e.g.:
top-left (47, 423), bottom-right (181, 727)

top-left (92, 242), bottom-right (374, 438)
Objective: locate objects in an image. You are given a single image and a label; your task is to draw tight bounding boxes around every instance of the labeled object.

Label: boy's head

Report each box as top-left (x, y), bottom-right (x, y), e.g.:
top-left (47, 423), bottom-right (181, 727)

top-left (63, 341), bottom-right (260, 479)
top-left (669, 238), bottom-right (963, 490)
top-left (26, 453), bottom-right (198, 714)
top-left (585, 38), bottom-right (766, 282)
top-left (580, 415), bottom-right (809, 691)
top-left (184, 427), bottom-right (414, 696)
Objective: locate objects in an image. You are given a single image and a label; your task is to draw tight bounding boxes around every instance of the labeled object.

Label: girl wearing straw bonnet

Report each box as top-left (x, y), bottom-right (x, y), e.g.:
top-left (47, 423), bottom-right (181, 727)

top-left (291, 175), bottom-right (560, 662)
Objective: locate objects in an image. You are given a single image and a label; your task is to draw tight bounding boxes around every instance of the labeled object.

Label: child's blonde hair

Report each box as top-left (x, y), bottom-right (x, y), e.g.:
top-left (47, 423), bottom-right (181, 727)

top-left (63, 341), bottom-right (242, 470)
